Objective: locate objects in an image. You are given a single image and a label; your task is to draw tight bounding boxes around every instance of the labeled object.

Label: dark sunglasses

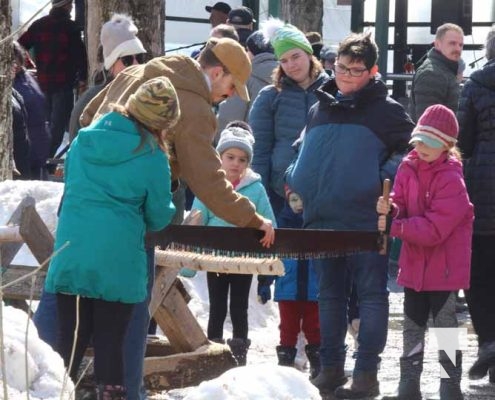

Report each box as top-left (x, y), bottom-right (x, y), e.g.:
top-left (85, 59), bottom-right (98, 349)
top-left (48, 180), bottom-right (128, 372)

top-left (120, 53), bottom-right (145, 67)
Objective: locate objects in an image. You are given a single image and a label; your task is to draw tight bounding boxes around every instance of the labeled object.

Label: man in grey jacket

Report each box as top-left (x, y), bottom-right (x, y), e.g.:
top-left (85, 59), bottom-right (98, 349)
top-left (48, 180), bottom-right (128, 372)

top-left (410, 23), bottom-right (464, 121)
top-left (216, 30), bottom-right (278, 135)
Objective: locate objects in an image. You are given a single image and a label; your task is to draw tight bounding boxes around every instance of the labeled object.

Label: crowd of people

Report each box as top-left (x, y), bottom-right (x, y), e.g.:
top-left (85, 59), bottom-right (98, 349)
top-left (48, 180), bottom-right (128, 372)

top-left (10, 1), bottom-right (495, 399)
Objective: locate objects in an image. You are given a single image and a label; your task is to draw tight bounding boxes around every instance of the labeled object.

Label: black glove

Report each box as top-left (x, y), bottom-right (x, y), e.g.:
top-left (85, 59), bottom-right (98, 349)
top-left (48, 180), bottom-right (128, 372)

top-left (257, 282), bottom-right (272, 304)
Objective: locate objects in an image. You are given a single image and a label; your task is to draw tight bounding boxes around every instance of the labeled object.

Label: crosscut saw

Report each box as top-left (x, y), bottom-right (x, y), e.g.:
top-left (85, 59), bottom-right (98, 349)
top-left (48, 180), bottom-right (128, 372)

top-left (146, 225), bottom-right (385, 259)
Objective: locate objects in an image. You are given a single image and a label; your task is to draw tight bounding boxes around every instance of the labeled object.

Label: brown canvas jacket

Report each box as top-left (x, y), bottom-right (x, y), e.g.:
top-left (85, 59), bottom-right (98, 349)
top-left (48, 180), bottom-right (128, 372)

top-left (81, 55), bottom-right (263, 228)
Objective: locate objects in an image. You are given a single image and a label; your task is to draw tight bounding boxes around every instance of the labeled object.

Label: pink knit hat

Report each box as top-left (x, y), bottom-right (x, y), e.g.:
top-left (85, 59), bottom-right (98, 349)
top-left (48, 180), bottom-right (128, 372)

top-left (410, 104), bottom-right (459, 149)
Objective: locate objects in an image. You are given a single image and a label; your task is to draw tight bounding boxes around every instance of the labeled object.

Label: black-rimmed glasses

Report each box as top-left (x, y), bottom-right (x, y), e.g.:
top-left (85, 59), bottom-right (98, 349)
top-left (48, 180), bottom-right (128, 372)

top-left (120, 54), bottom-right (146, 67)
top-left (335, 63), bottom-right (368, 77)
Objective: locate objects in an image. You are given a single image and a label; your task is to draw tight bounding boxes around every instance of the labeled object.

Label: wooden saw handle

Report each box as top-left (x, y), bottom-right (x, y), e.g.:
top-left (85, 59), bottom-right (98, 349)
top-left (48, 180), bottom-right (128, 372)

top-left (379, 178), bottom-right (391, 255)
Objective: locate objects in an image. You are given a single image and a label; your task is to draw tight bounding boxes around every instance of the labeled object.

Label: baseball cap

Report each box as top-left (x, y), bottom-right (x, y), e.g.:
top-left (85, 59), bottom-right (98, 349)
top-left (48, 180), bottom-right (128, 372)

top-left (205, 2), bottom-right (231, 14)
top-left (210, 38), bottom-right (252, 102)
top-left (228, 6), bottom-right (256, 25)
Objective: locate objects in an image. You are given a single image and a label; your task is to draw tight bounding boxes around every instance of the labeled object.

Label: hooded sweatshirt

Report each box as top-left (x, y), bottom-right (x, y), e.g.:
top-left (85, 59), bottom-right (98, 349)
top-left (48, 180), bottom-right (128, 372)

top-left (81, 55), bottom-right (263, 229)
top-left (45, 112), bottom-right (176, 303)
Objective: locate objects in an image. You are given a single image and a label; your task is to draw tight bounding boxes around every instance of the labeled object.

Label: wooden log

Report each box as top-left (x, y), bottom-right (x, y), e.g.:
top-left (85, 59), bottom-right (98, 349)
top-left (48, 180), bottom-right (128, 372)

top-left (19, 205), bottom-right (55, 270)
top-left (149, 264), bottom-right (180, 318)
top-left (1, 265), bottom-right (46, 300)
top-left (143, 343), bottom-right (236, 391)
top-left (0, 226), bottom-right (22, 242)
top-left (0, 196), bottom-right (35, 268)
top-left (153, 281), bottom-right (209, 353)
top-left (155, 249), bottom-right (285, 276)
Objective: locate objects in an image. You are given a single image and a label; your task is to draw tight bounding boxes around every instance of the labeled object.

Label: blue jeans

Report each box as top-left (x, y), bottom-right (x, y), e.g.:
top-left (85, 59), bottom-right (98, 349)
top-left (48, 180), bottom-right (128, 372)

top-left (34, 248), bottom-right (155, 399)
top-left (314, 251), bottom-right (389, 372)
top-left (124, 247), bottom-right (155, 400)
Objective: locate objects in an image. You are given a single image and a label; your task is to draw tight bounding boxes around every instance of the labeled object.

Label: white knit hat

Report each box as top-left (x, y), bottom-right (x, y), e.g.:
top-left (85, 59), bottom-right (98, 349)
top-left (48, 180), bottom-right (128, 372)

top-left (100, 14), bottom-right (146, 70)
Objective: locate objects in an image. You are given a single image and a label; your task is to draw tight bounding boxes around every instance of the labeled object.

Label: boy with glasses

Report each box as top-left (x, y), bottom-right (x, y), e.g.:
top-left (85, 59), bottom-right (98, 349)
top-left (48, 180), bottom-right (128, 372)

top-left (286, 32), bottom-right (414, 398)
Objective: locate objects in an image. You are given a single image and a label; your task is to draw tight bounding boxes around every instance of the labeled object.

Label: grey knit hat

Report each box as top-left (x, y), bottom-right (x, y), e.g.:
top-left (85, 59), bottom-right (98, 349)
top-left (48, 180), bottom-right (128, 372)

top-left (100, 14), bottom-right (146, 70)
top-left (216, 126), bottom-right (255, 163)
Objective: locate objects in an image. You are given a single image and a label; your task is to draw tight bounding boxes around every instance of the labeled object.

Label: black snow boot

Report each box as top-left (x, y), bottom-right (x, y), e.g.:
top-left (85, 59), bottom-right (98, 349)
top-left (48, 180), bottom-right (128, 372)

top-left (305, 344), bottom-right (321, 379)
top-left (382, 352), bottom-right (423, 400)
top-left (310, 366), bottom-right (348, 395)
top-left (97, 384), bottom-right (126, 400)
top-left (469, 341), bottom-right (495, 380)
top-left (427, 350), bottom-right (463, 400)
top-left (335, 370), bottom-right (380, 399)
top-left (276, 345), bottom-right (297, 366)
top-left (227, 338), bottom-right (251, 366)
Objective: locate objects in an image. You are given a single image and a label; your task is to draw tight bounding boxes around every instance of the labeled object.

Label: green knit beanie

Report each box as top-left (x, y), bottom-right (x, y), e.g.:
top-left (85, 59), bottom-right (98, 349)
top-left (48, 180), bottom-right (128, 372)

top-left (263, 18), bottom-right (313, 59)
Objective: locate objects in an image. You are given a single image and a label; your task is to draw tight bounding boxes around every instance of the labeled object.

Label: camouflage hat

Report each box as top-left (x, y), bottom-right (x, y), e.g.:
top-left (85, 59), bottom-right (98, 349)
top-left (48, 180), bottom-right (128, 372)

top-left (126, 76), bottom-right (180, 131)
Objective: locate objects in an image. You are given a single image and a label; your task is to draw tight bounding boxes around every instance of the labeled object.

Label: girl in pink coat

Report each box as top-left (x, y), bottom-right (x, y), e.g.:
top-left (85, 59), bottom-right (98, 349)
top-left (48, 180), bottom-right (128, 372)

top-left (377, 104), bottom-right (473, 400)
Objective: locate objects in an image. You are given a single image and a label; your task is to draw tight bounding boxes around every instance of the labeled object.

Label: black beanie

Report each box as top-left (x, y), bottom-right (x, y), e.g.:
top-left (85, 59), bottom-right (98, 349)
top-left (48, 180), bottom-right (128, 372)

top-left (246, 30), bottom-right (274, 56)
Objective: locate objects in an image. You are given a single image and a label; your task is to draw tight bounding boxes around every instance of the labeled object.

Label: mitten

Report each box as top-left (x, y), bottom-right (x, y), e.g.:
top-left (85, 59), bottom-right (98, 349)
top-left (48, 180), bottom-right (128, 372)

top-left (257, 282), bottom-right (272, 304)
top-left (179, 267), bottom-right (197, 278)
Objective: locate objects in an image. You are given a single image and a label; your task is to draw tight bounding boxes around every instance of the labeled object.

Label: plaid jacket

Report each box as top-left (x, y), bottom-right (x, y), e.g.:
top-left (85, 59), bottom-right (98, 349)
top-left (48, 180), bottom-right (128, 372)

top-left (19, 7), bottom-right (87, 93)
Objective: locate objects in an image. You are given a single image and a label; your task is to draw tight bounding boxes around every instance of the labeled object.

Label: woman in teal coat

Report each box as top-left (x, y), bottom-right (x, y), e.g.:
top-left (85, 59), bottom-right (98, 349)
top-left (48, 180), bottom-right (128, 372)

top-left (45, 77), bottom-right (180, 398)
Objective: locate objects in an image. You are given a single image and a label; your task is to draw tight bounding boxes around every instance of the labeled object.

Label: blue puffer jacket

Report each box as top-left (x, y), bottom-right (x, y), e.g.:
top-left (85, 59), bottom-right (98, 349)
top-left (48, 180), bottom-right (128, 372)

top-left (248, 71), bottom-right (329, 198)
top-left (274, 258), bottom-right (319, 301)
top-left (457, 58), bottom-right (495, 234)
top-left (286, 79), bottom-right (414, 230)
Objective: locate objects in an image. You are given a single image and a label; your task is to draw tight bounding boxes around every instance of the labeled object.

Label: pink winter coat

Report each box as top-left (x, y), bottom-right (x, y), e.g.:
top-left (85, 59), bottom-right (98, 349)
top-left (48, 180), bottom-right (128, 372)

top-left (390, 150), bottom-right (474, 292)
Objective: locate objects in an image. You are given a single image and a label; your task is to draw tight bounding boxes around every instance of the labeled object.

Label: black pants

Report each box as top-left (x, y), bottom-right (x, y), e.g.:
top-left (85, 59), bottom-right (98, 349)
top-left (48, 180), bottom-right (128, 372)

top-left (56, 294), bottom-right (133, 385)
top-left (465, 235), bottom-right (495, 345)
top-left (402, 288), bottom-right (457, 356)
top-left (207, 272), bottom-right (253, 340)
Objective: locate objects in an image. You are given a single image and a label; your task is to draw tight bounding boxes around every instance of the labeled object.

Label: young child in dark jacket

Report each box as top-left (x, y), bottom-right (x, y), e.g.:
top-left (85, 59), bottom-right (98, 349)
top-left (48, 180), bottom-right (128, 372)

top-left (378, 104), bottom-right (473, 400)
top-left (286, 32), bottom-right (414, 398)
top-left (258, 185), bottom-right (321, 379)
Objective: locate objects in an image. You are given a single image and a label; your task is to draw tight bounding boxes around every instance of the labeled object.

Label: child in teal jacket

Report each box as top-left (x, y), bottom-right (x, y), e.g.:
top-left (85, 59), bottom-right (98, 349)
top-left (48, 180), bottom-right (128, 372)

top-left (191, 121), bottom-right (275, 366)
top-left (45, 77), bottom-right (180, 398)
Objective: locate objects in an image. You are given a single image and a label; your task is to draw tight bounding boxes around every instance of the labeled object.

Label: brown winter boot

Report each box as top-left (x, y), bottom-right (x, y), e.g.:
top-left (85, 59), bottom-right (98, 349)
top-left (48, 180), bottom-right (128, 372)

top-left (310, 366), bottom-right (348, 394)
top-left (334, 370), bottom-right (380, 399)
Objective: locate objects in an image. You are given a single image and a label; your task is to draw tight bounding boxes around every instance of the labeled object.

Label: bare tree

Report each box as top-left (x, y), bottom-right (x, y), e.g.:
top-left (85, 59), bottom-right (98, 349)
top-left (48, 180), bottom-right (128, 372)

top-left (0, 0), bottom-right (12, 180)
top-left (86, 0), bottom-right (165, 80)
top-left (280, 0), bottom-right (324, 34)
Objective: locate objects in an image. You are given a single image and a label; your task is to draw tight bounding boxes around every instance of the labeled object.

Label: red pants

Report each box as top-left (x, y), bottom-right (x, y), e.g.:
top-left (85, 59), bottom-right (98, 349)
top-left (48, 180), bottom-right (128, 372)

top-left (278, 300), bottom-right (320, 346)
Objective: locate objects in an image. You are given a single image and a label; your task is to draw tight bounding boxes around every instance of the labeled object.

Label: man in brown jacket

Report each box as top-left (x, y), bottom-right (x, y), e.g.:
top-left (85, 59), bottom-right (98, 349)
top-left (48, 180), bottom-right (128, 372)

top-left (82, 37), bottom-right (273, 235)
top-left (81, 37), bottom-right (274, 399)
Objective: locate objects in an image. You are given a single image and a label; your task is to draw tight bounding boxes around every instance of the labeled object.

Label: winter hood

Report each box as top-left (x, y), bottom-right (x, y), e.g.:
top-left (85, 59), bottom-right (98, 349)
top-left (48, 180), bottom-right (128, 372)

top-left (76, 112), bottom-right (158, 165)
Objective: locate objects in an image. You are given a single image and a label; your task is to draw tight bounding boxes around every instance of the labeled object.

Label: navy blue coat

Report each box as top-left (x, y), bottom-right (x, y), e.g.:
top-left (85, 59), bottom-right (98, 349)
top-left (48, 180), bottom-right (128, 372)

top-left (286, 79), bottom-right (414, 230)
top-left (457, 59), bottom-right (495, 234)
top-left (249, 72), bottom-right (329, 199)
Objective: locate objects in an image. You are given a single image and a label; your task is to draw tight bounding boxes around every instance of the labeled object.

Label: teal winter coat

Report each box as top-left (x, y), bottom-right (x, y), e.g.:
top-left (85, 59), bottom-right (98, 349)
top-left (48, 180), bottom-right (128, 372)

top-left (45, 112), bottom-right (176, 303)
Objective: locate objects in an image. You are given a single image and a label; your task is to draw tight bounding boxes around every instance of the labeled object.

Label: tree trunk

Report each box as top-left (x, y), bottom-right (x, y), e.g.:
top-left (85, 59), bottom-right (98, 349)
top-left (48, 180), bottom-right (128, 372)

top-left (280, 0), bottom-right (324, 34)
top-left (0, 0), bottom-right (12, 180)
top-left (85, 0), bottom-right (165, 81)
